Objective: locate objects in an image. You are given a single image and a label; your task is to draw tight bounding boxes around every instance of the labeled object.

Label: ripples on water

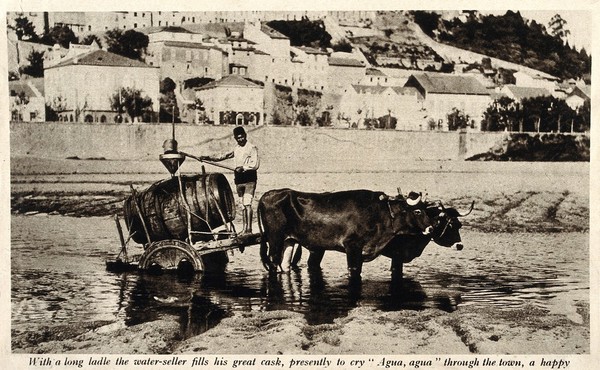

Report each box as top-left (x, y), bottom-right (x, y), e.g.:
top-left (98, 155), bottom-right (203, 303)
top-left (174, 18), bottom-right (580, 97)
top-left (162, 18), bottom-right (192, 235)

top-left (11, 215), bottom-right (588, 337)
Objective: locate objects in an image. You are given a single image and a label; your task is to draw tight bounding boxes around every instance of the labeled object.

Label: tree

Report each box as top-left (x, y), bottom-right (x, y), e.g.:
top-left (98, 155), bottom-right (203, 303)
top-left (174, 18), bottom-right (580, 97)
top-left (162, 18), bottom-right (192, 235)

top-left (410, 11), bottom-right (442, 37)
top-left (105, 28), bottom-right (148, 60)
top-left (41, 25), bottom-right (78, 48)
top-left (189, 98), bottom-right (205, 124)
top-left (446, 108), bottom-right (470, 131)
top-left (10, 16), bottom-right (38, 41)
top-left (266, 19), bottom-right (332, 48)
top-left (160, 77), bottom-right (177, 94)
top-left (159, 78), bottom-right (180, 123)
top-left (20, 50), bottom-right (45, 78)
top-left (10, 91), bottom-right (29, 122)
top-left (549, 14), bottom-right (570, 44)
top-left (109, 87), bottom-right (153, 122)
top-left (332, 40), bottom-right (353, 52)
top-left (81, 34), bottom-right (103, 48)
top-left (482, 96), bottom-right (520, 131)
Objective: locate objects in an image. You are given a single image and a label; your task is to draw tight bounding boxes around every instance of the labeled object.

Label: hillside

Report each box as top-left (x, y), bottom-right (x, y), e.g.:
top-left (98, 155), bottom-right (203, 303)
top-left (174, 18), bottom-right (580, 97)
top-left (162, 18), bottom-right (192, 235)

top-left (268, 11), bottom-right (587, 78)
top-left (410, 10), bottom-right (590, 80)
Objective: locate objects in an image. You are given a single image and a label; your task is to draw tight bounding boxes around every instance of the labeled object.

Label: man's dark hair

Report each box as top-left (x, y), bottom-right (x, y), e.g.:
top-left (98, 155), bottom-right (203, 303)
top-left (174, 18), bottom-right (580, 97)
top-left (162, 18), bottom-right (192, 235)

top-left (233, 126), bottom-right (246, 136)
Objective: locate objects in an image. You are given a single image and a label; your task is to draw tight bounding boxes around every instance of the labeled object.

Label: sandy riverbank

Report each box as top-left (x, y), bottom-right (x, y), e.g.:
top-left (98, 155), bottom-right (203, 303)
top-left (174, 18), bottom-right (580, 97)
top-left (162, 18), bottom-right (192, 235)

top-left (9, 156), bottom-right (591, 358)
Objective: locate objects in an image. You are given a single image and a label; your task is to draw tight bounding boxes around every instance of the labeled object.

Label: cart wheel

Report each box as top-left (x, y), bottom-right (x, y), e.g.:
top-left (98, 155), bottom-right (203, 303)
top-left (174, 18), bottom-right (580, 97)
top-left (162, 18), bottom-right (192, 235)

top-left (138, 240), bottom-right (204, 273)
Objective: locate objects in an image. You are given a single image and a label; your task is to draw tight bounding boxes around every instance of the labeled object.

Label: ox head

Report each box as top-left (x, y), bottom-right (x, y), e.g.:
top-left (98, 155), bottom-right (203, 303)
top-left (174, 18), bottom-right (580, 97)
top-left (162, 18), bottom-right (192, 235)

top-left (425, 201), bottom-right (474, 250)
top-left (379, 193), bottom-right (432, 236)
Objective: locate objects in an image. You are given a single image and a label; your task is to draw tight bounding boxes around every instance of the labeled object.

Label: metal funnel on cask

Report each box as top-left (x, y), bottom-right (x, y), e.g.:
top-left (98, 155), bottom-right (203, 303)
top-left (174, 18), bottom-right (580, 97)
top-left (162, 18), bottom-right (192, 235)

top-left (159, 121), bottom-right (185, 175)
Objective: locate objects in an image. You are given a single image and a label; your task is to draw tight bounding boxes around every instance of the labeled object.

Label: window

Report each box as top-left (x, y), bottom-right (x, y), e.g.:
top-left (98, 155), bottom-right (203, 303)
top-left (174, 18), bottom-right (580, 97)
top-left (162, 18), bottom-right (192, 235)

top-left (134, 12), bottom-right (137, 17)
top-left (88, 25), bottom-right (92, 31)
top-left (30, 112), bottom-right (37, 121)
top-left (240, 68), bottom-right (246, 75)
top-left (134, 23), bottom-right (137, 28)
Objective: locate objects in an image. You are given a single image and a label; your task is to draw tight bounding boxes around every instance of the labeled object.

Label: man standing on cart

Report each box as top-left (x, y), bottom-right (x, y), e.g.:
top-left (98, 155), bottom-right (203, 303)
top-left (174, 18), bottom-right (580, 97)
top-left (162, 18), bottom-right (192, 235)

top-left (198, 126), bottom-right (260, 235)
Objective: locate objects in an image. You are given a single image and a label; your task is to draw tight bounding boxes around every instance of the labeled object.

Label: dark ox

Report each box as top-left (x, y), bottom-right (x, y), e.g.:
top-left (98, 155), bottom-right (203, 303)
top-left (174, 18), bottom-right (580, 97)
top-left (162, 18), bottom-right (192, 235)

top-left (258, 188), bottom-right (434, 280)
top-left (376, 200), bottom-right (472, 278)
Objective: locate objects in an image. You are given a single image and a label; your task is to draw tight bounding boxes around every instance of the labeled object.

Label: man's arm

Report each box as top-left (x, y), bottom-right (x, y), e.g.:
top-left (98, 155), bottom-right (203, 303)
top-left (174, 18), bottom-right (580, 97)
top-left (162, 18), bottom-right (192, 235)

top-left (206, 151), bottom-right (234, 162)
top-left (242, 146), bottom-right (259, 171)
top-left (179, 151), bottom-right (233, 162)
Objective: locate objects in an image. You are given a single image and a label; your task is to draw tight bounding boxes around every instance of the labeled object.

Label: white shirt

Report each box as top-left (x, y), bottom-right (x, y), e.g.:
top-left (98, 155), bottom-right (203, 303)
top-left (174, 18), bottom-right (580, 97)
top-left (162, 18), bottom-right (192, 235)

top-left (233, 141), bottom-right (259, 171)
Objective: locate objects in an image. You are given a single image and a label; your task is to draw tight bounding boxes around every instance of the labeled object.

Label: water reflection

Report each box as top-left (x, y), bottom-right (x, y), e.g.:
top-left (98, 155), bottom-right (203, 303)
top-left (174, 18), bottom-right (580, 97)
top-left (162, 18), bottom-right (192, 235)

top-left (113, 265), bottom-right (465, 337)
top-left (11, 216), bottom-right (589, 338)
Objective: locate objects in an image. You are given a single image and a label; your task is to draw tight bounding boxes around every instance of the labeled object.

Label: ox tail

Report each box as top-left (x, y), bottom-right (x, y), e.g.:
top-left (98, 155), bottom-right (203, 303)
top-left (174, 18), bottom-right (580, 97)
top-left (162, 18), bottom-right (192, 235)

top-left (257, 200), bottom-right (273, 272)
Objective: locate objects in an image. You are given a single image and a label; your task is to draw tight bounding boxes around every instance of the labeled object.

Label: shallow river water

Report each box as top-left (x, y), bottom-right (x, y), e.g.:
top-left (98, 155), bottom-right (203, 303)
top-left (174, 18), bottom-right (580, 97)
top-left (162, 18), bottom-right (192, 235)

top-left (11, 215), bottom-right (588, 338)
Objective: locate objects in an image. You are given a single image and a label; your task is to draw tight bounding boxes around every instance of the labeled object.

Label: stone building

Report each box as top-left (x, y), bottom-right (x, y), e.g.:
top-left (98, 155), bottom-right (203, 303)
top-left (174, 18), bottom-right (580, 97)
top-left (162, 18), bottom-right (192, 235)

top-left (44, 48), bottom-right (159, 123)
top-left (195, 74), bottom-right (264, 125)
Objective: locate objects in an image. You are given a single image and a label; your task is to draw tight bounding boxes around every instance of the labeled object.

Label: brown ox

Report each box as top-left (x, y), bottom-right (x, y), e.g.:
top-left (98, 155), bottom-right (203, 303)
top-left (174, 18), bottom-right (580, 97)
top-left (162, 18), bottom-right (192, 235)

top-left (288, 198), bottom-right (473, 279)
top-left (258, 188), bottom-right (433, 280)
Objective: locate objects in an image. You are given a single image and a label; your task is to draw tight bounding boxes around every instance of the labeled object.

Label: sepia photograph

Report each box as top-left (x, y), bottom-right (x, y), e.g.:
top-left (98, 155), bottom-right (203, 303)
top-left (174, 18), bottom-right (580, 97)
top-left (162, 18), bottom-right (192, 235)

top-left (2, 1), bottom-right (596, 368)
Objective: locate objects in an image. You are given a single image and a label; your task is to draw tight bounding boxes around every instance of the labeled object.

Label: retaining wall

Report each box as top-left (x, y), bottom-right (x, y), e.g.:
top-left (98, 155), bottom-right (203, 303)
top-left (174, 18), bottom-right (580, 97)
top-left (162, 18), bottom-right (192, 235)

top-left (10, 122), bottom-right (575, 172)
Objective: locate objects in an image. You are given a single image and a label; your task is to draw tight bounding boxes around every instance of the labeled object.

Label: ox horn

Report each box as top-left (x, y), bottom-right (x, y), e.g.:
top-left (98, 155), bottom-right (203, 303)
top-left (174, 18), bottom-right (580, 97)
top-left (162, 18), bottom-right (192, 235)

top-left (407, 194), bottom-right (422, 206)
top-left (458, 201), bottom-right (475, 217)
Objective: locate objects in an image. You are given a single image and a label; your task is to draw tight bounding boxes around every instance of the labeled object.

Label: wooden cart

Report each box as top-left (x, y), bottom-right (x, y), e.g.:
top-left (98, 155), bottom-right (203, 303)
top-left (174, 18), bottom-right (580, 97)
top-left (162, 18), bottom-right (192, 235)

top-left (106, 152), bottom-right (261, 274)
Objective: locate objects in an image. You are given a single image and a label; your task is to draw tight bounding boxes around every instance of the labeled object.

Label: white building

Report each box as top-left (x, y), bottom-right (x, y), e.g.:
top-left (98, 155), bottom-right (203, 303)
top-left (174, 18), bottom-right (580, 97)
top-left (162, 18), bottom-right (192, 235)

top-left (195, 74), bottom-right (264, 125)
top-left (45, 48), bottom-right (159, 123)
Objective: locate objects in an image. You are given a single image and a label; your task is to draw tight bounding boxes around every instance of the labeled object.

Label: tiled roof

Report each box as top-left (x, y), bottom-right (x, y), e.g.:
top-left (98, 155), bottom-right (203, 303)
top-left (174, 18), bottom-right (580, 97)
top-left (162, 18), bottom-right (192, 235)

top-left (152, 26), bottom-right (194, 34)
top-left (261, 24), bottom-right (289, 39)
top-left (196, 74), bottom-right (263, 90)
top-left (163, 41), bottom-right (224, 52)
top-left (390, 86), bottom-right (418, 96)
top-left (47, 49), bottom-right (154, 69)
top-left (228, 36), bottom-right (256, 44)
top-left (410, 73), bottom-right (489, 95)
top-left (252, 49), bottom-right (270, 56)
top-left (366, 68), bottom-right (386, 76)
top-left (351, 85), bottom-right (389, 94)
top-left (505, 85), bottom-right (551, 100)
top-left (328, 57), bottom-right (364, 67)
top-left (569, 85), bottom-right (591, 100)
top-left (296, 46), bottom-right (328, 55)
top-left (9, 80), bottom-right (37, 97)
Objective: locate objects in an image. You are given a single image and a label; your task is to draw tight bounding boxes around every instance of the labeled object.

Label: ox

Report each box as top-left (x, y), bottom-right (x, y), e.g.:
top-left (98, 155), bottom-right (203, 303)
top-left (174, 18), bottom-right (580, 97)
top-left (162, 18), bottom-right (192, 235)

top-left (299, 199), bottom-right (473, 278)
top-left (258, 188), bottom-right (434, 280)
